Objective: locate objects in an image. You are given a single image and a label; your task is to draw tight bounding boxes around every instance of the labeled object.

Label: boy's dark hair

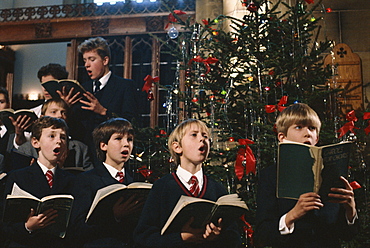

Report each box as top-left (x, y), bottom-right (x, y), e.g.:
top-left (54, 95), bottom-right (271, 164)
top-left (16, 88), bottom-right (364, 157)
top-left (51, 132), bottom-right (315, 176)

top-left (78, 37), bottom-right (111, 61)
top-left (32, 116), bottom-right (69, 141)
top-left (93, 118), bottom-right (134, 162)
top-left (37, 63), bottom-right (69, 82)
top-left (41, 98), bottom-right (69, 117)
top-left (275, 103), bottom-right (321, 136)
top-left (0, 87), bottom-right (10, 105)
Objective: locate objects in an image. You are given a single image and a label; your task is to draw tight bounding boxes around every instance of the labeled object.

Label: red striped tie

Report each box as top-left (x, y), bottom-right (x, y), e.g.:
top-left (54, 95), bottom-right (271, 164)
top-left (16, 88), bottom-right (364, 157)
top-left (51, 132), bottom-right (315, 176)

top-left (116, 171), bottom-right (124, 183)
top-left (46, 170), bottom-right (53, 188)
top-left (189, 176), bottom-right (200, 197)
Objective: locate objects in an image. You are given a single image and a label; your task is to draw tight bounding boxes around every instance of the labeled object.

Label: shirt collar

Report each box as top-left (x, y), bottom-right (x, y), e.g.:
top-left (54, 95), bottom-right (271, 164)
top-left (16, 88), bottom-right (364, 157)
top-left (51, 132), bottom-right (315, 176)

top-left (37, 160), bottom-right (56, 175)
top-left (176, 165), bottom-right (203, 188)
top-left (0, 125), bottom-right (7, 138)
top-left (103, 162), bottom-right (125, 179)
top-left (96, 71), bottom-right (111, 89)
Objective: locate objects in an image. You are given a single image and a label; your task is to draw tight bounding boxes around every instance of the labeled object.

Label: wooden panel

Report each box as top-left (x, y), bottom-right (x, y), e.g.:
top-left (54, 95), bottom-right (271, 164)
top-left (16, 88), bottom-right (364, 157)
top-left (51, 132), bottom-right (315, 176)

top-left (324, 43), bottom-right (363, 115)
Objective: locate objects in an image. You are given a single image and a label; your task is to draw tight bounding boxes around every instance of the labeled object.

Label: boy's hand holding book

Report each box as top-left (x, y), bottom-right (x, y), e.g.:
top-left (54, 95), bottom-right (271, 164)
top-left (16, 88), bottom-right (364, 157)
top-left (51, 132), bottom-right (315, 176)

top-left (180, 217), bottom-right (205, 243)
top-left (25, 208), bottom-right (58, 232)
top-left (80, 91), bottom-right (107, 116)
top-left (56, 86), bottom-right (83, 106)
top-left (285, 192), bottom-right (323, 227)
top-left (112, 194), bottom-right (144, 221)
top-left (203, 218), bottom-right (222, 241)
top-left (328, 176), bottom-right (357, 222)
top-left (181, 216), bottom-right (223, 243)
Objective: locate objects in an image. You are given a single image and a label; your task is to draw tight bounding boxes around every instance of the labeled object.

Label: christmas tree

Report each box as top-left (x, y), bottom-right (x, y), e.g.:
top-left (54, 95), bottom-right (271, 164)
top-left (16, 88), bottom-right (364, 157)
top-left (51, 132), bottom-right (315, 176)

top-left (134, 0), bottom-right (369, 246)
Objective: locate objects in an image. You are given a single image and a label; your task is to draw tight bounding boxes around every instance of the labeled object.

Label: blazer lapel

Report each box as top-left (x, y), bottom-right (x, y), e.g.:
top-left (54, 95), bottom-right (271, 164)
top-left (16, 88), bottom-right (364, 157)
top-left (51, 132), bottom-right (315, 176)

top-left (28, 163), bottom-right (52, 197)
top-left (98, 74), bottom-right (118, 109)
top-left (95, 163), bottom-right (118, 186)
top-left (123, 167), bottom-right (133, 185)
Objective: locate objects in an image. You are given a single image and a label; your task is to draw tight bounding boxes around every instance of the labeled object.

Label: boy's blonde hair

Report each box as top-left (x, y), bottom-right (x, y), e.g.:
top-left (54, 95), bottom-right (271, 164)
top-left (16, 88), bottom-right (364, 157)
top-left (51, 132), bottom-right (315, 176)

top-left (168, 119), bottom-right (210, 165)
top-left (276, 103), bottom-right (321, 136)
top-left (41, 98), bottom-right (69, 117)
top-left (78, 37), bottom-right (111, 61)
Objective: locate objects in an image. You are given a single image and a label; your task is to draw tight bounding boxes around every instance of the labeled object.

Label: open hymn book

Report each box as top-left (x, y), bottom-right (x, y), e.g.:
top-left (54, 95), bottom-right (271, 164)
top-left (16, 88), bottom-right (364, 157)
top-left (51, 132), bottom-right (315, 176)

top-left (277, 141), bottom-right (353, 200)
top-left (3, 183), bottom-right (74, 238)
top-left (161, 194), bottom-right (248, 235)
top-left (0, 108), bottom-right (38, 133)
top-left (86, 182), bottom-right (152, 224)
top-left (41, 79), bottom-right (87, 100)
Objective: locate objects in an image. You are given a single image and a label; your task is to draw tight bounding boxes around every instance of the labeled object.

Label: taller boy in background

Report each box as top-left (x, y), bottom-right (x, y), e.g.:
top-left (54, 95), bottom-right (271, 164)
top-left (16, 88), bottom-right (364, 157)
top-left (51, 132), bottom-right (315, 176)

top-left (255, 103), bottom-right (358, 248)
top-left (70, 37), bottom-right (137, 163)
top-left (2, 116), bottom-right (75, 248)
top-left (32, 63), bottom-right (70, 117)
top-left (69, 118), bottom-right (142, 248)
top-left (134, 119), bottom-right (240, 248)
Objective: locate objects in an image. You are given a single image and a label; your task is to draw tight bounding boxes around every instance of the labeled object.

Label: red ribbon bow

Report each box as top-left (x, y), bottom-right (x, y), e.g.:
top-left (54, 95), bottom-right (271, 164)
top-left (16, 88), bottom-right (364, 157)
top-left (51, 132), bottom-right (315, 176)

top-left (304, 0), bottom-right (314, 4)
top-left (142, 75), bottom-right (159, 93)
top-left (346, 110), bottom-right (358, 122)
top-left (235, 139), bottom-right (256, 181)
top-left (350, 181), bottom-right (362, 190)
top-left (363, 112), bottom-right (370, 135)
top-left (137, 165), bottom-right (153, 179)
top-left (337, 110), bottom-right (359, 138)
top-left (188, 55), bottom-right (218, 75)
top-left (165, 10), bottom-right (186, 29)
top-left (240, 214), bottom-right (254, 243)
top-left (363, 112), bottom-right (370, 120)
top-left (265, 96), bottom-right (288, 113)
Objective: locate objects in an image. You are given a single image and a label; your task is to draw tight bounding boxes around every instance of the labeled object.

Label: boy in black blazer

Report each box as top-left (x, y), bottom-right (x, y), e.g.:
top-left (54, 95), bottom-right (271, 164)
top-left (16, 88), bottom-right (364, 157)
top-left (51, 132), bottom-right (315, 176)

top-left (254, 103), bottom-right (358, 247)
top-left (2, 116), bottom-right (75, 248)
top-left (134, 119), bottom-right (240, 248)
top-left (69, 118), bottom-right (142, 248)
top-left (69, 37), bottom-right (138, 164)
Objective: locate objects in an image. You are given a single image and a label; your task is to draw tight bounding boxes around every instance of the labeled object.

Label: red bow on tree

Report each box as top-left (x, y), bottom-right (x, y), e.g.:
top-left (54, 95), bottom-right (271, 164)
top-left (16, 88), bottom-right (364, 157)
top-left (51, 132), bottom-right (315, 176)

top-left (137, 165), bottom-right (153, 180)
top-left (304, 0), bottom-right (314, 4)
top-left (188, 55), bottom-right (218, 74)
top-left (363, 112), bottom-right (370, 135)
top-left (235, 139), bottom-right (256, 181)
top-left (142, 75), bottom-right (159, 93)
top-left (240, 214), bottom-right (254, 244)
top-left (165, 10), bottom-right (186, 29)
top-left (265, 96), bottom-right (288, 113)
top-left (337, 110), bottom-right (359, 138)
top-left (350, 181), bottom-right (362, 190)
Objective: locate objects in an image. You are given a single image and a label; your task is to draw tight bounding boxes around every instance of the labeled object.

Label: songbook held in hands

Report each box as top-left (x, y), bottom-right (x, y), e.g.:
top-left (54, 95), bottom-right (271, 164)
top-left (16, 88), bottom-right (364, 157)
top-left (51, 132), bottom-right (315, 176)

top-left (161, 193), bottom-right (248, 235)
top-left (3, 183), bottom-right (74, 238)
top-left (277, 141), bottom-right (353, 200)
top-left (86, 182), bottom-right (153, 224)
top-left (41, 79), bottom-right (87, 100)
top-left (0, 108), bottom-right (38, 133)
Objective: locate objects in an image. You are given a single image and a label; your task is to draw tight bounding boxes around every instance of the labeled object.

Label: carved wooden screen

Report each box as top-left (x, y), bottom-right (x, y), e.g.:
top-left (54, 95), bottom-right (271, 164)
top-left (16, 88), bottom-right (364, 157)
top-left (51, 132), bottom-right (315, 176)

top-left (324, 43), bottom-right (363, 116)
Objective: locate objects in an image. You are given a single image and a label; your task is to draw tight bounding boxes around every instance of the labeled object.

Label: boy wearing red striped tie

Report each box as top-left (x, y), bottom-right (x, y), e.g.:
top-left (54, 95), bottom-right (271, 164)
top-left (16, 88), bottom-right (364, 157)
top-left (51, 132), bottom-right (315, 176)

top-left (69, 118), bottom-right (142, 247)
top-left (2, 116), bottom-right (75, 247)
top-left (134, 119), bottom-right (240, 248)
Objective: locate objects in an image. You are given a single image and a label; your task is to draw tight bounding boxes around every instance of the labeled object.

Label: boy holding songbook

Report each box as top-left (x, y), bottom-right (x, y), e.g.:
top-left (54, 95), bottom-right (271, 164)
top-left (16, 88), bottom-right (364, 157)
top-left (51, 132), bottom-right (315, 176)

top-left (254, 103), bottom-right (358, 247)
top-left (134, 119), bottom-right (240, 248)
top-left (69, 118), bottom-right (143, 248)
top-left (2, 116), bottom-right (75, 248)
